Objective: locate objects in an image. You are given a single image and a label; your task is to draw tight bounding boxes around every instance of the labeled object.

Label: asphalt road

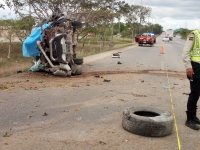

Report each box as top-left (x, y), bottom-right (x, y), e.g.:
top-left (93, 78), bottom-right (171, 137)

top-left (0, 36), bottom-right (199, 150)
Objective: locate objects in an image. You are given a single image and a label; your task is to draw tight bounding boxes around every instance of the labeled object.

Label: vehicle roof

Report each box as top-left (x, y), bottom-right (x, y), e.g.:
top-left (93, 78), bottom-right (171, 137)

top-left (141, 33), bottom-right (155, 36)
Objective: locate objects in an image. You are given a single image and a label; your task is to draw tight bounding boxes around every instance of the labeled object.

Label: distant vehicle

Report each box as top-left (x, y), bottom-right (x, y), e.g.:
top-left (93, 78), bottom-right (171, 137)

top-left (166, 29), bottom-right (173, 40)
top-left (138, 33), bottom-right (156, 46)
top-left (162, 36), bottom-right (170, 42)
top-left (135, 34), bottom-right (141, 42)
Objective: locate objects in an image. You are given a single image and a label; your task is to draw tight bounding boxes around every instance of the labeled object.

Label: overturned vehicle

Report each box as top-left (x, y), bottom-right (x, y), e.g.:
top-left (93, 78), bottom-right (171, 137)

top-left (22, 8), bottom-right (84, 76)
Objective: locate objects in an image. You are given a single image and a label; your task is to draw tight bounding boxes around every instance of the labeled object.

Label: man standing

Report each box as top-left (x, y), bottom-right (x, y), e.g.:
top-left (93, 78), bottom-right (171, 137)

top-left (182, 30), bottom-right (200, 130)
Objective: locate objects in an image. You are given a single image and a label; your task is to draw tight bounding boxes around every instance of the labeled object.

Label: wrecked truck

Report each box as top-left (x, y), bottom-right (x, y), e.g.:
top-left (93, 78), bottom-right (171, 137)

top-left (22, 8), bottom-right (86, 76)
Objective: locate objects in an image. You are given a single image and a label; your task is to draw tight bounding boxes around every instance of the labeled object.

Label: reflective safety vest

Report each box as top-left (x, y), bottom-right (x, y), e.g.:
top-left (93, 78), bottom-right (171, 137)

top-left (190, 30), bottom-right (200, 61)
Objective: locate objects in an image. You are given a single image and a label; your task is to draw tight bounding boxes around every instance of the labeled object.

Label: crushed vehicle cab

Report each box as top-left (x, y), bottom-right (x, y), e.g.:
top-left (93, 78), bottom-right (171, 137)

top-left (22, 8), bottom-right (89, 77)
top-left (138, 33), bottom-right (156, 47)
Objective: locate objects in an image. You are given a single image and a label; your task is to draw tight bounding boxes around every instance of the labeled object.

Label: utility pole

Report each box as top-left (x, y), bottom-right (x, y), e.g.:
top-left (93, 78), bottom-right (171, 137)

top-left (139, 0), bottom-right (142, 34)
top-left (111, 0), bottom-right (114, 41)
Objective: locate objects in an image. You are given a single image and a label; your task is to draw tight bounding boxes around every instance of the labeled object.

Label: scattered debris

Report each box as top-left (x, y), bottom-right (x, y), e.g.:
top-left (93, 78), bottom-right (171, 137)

top-left (132, 94), bottom-right (147, 97)
top-left (74, 108), bottom-right (79, 111)
top-left (77, 117), bottom-right (82, 121)
top-left (117, 61), bottom-right (122, 64)
top-left (112, 53), bottom-right (120, 58)
top-left (103, 79), bottom-right (111, 82)
top-left (71, 84), bottom-right (79, 87)
top-left (17, 70), bottom-right (22, 73)
top-left (118, 99), bottom-right (125, 102)
top-left (113, 53), bottom-right (120, 56)
top-left (61, 110), bottom-right (69, 112)
top-left (99, 141), bottom-right (106, 145)
top-left (162, 85), bottom-right (170, 89)
top-left (94, 74), bottom-right (103, 78)
top-left (42, 112), bottom-right (48, 116)
top-left (3, 132), bottom-right (11, 137)
top-left (183, 92), bottom-right (190, 95)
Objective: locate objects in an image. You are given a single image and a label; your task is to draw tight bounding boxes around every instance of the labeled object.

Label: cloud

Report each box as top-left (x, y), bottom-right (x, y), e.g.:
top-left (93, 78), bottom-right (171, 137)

top-left (0, 0), bottom-right (199, 31)
top-left (125, 0), bottom-right (200, 31)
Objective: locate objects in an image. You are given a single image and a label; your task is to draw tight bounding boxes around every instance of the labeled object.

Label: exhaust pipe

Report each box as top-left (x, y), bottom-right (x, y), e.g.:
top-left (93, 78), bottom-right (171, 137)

top-left (36, 41), bottom-right (71, 72)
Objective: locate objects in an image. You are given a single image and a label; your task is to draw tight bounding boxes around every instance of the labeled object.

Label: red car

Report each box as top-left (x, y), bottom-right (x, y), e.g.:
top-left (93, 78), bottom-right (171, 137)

top-left (138, 33), bottom-right (156, 46)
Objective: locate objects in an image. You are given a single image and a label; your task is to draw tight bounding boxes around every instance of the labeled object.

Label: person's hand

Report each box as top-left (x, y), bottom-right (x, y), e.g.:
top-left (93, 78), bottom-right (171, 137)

top-left (186, 68), bottom-right (194, 78)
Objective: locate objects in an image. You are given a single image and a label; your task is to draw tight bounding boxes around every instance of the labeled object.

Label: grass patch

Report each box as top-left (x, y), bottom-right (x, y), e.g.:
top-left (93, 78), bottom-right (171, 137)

top-left (0, 42), bottom-right (32, 77)
top-left (0, 37), bottom-right (134, 77)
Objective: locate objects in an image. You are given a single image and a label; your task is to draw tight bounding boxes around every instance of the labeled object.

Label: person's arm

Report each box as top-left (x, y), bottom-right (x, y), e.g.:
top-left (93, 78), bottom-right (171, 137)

top-left (182, 33), bottom-right (194, 78)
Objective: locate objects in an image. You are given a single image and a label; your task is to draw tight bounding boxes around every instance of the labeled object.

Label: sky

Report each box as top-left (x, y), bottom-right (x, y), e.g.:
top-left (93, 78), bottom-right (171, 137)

top-left (125, 0), bottom-right (200, 31)
top-left (0, 0), bottom-right (200, 31)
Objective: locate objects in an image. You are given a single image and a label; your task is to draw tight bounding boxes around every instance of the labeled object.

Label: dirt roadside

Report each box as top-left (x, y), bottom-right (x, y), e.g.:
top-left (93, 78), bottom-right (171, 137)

top-left (0, 69), bottom-right (198, 150)
top-left (0, 44), bottom-right (199, 150)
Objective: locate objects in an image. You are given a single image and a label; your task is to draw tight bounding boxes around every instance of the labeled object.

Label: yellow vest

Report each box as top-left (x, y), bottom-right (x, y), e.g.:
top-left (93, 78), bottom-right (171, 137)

top-left (190, 30), bottom-right (200, 61)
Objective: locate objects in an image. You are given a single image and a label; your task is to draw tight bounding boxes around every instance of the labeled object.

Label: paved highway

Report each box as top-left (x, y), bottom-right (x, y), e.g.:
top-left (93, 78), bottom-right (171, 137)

top-left (1, 36), bottom-right (199, 150)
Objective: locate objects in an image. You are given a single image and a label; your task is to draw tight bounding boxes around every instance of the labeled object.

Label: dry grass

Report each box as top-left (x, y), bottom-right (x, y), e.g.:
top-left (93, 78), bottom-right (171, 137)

top-left (76, 37), bottom-right (133, 57)
top-left (0, 37), bottom-right (133, 77)
top-left (0, 42), bottom-right (32, 77)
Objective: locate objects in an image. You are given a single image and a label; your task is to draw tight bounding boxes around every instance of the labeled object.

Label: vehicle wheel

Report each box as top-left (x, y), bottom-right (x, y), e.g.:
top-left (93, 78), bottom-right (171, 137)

top-left (72, 21), bottom-right (83, 28)
top-left (73, 58), bottom-right (83, 65)
top-left (122, 106), bottom-right (173, 137)
top-left (154, 40), bottom-right (156, 43)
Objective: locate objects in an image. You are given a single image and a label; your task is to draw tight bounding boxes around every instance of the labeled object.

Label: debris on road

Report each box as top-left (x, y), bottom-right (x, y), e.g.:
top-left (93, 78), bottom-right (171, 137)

top-left (17, 70), bottom-right (22, 73)
top-left (3, 132), bottom-right (11, 137)
top-left (183, 92), bottom-right (190, 95)
top-left (117, 61), bottom-right (122, 64)
top-left (103, 79), bottom-right (111, 82)
top-left (112, 53), bottom-right (120, 58)
top-left (99, 141), bottom-right (106, 145)
top-left (162, 85), bottom-right (170, 89)
top-left (94, 74), bottom-right (103, 78)
top-left (42, 112), bottom-right (48, 116)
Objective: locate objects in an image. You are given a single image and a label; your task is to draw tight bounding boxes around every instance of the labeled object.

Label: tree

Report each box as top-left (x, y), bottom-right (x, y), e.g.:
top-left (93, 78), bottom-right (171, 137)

top-left (0, 19), bottom-right (16, 58)
top-left (152, 23), bottom-right (163, 35)
top-left (14, 16), bottom-right (35, 41)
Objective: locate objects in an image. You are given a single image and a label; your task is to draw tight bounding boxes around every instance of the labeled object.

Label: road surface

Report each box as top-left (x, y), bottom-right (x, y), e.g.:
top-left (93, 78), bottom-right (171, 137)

top-left (0, 36), bottom-right (199, 150)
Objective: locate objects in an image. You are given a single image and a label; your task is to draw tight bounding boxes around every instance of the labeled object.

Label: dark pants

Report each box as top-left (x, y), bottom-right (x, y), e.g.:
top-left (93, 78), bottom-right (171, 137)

top-left (187, 62), bottom-right (200, 115)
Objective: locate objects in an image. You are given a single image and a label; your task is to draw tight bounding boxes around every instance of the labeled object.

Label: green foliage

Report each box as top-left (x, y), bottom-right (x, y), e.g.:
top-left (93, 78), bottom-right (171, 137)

top-left (178, 28), bottom-right (193, 39)
top-left (152, 24), bottom-right (163, 35)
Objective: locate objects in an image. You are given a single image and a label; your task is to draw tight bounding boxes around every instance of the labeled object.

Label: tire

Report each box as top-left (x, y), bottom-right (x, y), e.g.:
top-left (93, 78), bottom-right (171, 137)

top-left (73, 58), bottom-right (83, 65)
top-left (122, 106), bottom-right (173, 137)
top-left (72, 21), bottom-right (83, 28)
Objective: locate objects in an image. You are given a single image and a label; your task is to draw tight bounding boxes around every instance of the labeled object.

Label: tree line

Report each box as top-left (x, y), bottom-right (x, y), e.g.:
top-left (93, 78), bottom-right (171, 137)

top-left (0, 0), bottom-right (163, 42)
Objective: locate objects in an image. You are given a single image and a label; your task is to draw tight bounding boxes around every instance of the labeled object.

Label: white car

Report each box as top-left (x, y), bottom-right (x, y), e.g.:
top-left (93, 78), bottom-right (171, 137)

top-left (162, 36), bottom-right (170, 42)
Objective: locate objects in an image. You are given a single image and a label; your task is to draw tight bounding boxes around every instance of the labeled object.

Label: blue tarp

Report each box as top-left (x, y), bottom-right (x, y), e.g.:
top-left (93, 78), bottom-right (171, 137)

top-left (22, 23), bottom-right (50, 57)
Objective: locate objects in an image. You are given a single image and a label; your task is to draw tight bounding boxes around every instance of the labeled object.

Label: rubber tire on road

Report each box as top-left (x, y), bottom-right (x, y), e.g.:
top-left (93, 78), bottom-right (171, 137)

top-left (122, 106), bottom-right (174, 137)
top-left (73, 58), bottom-right (83, 65)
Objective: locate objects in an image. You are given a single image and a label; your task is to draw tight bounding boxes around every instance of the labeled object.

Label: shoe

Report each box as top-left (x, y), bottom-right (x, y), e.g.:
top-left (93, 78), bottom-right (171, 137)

top-left (193, 117), bottom-right (200, 125)
top-left (185, 120), bottom-right (200, 130)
